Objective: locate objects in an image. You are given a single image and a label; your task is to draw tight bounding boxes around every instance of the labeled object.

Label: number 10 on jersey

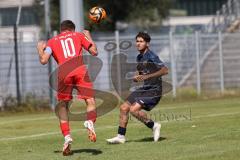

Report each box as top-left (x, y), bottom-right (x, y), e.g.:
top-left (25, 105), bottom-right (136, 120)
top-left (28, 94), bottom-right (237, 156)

top-left (60, 38), bottom-right (76, 58)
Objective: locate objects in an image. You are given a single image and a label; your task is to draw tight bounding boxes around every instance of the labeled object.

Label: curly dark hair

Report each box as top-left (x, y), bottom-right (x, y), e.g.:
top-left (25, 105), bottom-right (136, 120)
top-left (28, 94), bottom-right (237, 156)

top-left (135, 32), bottom-right (151, 42)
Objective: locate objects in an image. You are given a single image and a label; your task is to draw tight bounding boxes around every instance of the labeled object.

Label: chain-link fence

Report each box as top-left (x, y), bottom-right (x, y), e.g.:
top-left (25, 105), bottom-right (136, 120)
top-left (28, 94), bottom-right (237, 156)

top-left (1, 30), bottom-right (240, 108)
top-left (204, 0), bottom-right (240, 33)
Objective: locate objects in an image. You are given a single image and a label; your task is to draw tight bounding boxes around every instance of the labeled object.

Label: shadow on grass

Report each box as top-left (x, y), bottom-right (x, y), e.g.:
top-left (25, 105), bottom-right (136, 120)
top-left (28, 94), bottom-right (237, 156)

top-left (128, 137), bottom-right (167, 142)
top-left (54, 148), bottom-right (102, 156)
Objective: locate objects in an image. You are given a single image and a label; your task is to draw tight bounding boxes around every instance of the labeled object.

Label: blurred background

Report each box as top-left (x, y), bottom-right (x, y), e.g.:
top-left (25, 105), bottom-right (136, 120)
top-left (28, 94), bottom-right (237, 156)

top-left (0, 0), bottom-right (240, 111)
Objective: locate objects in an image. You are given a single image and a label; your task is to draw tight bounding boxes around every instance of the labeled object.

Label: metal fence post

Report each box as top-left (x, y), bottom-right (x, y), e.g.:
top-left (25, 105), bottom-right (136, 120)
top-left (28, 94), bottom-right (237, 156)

top-left (14, 1), bottom-right (22, 105)
top-left (169, 31), bottom-right (177, 98)
top-left (222, 4), bottom-right (227, 31)
top-left (212, 18), bottom-right (216, 32)
top-left (235, 0), bottom-right (240, 17)
top-left (218, 31), bottom-right (225, 93)
top-left (216, 11), bottom-right (221, 32)
top-left (227, 0), bottom-right (232, 23)
top-left (14, 24), bottom-right (21, 105)
top-left (44, 0), bottom-right (55, 109)
top-left (195, 31), bottom-right (201, 95)
top-left (115, 30), bottom-right (122, 95)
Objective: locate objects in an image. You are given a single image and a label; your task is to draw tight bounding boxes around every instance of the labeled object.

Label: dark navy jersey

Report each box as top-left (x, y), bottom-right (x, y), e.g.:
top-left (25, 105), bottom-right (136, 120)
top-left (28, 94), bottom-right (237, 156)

top-left (136, 50), bottom-right (165, 89)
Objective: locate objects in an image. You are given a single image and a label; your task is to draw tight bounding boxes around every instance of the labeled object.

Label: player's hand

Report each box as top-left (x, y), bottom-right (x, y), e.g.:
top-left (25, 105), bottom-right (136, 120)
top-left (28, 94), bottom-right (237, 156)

top-left (133, 75), bottom-right (149, 82)
top-left (83, 30), bottom-right (94, 42)
top-left (37, 41), bottom-right (47, 51)
top-left (83, 30), bottom-right (91, 37)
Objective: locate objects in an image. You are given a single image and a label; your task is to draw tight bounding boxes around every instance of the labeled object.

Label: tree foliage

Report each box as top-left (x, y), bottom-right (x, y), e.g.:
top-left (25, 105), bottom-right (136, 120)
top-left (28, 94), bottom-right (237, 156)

top-left (33, 0), bottom-right (60, 35)
top-left (85, 0), bottom-right (171, 31)
top-left (35, 0), bottom-right (171, 32)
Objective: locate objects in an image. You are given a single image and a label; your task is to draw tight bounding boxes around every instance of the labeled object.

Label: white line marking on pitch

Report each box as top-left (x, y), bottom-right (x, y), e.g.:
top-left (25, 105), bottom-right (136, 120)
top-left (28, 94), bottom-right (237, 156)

top-left (0, 111), bottom-right (239, 141)
top-left (1, 110), bottom-right (239, 125)
top-left (0, 116), bottom-right (57, 125)
top-left (0, 124), bottom-right (132, 141)
top-left (0, 123), bottom-right (140, 141)
top-left (194, 112), bottom-right (240, 118)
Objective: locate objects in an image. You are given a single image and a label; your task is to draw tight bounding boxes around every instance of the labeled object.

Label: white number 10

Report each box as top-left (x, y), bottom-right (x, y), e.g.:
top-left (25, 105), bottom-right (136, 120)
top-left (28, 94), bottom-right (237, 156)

top-left (60, 38), bottom-right (76, 58)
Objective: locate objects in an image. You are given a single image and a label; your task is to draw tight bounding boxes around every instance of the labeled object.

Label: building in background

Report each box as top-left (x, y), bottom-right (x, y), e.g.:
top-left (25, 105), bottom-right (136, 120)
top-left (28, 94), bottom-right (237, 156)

top-left (0, 0), bottom-right (41, 42)
top-left (173, 0), bottom-right (228, 16)
top-left (162, 0), bottom-right (228, 34)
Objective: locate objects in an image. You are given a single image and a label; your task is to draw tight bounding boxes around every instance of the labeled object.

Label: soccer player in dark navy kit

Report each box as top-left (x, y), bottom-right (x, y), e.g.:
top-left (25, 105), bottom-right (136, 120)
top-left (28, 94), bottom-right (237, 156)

top-left (107, 32), bottom-right (168, 144)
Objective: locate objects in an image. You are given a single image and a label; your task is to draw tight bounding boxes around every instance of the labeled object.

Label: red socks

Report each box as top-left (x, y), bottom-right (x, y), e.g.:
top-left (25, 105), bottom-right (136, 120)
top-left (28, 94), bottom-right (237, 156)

top-left (60, 122), bottom-right (70, 137)
top-left (60, 110), bottom-right (96, 137)
top-left (87, 110), bottom-right (97, 123)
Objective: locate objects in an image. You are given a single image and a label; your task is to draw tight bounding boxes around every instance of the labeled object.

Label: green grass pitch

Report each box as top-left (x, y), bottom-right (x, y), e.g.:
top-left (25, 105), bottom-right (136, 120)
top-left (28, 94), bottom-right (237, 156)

top-left (0, 97), bottom-right (240, 160)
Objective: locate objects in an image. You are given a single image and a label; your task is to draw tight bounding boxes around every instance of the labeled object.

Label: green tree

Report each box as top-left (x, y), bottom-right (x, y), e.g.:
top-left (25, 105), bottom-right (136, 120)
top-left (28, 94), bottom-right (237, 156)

top-left (35, 0), bottom-right (171, 32)
top-left (127, 0), bottom-right (171, 29)
top-left (33, 0), bottom-right (60, 35)
top-left (85, 0), bottom-right (171, 31)
top-left (49, 0), bottom-right (60, 32)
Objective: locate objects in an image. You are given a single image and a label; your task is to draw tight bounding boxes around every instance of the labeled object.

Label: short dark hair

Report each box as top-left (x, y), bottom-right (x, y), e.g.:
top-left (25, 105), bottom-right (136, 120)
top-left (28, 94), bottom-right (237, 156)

top-left (136, 32), bottom-right (151, 42)
top-left (60, 20), bottom-right (75, 31)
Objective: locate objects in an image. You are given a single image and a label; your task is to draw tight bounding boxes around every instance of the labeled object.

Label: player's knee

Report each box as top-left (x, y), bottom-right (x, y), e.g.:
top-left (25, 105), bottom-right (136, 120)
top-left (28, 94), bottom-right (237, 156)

top-left (86, 98), bottom-right (95, 106)
top-left (56, 101), bottom-right (69, 108)
top-left (120, 103), bottom-right (130, 113)
top-left (129, 108), bottom-right (136, 115)
top-left (129, 106), bottom-right (139, 115)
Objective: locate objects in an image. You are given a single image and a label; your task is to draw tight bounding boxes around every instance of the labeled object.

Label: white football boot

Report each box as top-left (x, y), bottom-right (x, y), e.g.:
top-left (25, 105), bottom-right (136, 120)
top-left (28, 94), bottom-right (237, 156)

top-left (152, 122), bottom-right (161, 142)
top-left (62, 135), bottom-right (73, 156)
top-left (84, 120), bottom-right (97, 142)
top-left (106, 134), bottom-right (126, 144)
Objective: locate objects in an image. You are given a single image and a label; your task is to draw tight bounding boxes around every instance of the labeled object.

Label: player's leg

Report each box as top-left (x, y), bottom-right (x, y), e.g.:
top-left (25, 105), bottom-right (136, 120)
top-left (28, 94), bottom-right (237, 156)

top-left (56, 101), bottom-right (70, 136)
top-left (119, 102), bottom-right (131, 129)
top-left (56, 77), bottom-right (74, 156)
top-left (74, 72), bottom-right (97, 142)
top-left (106, 102), bottom-right (130, 144)
top-left (129, 102), bottom-right (149, 124)
top-left (85, 97), bottom-right (96, 122)
top-left (130, 101), bottom-right (161, 142)
top-left (84, 98), bottom-right (97, 142)
top-left (55, 100), bottom-right (73, 156)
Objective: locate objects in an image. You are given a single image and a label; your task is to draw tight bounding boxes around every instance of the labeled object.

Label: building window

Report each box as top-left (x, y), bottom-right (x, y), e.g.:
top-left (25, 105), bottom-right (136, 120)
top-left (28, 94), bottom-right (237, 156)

top-left (173, 0), bottom-right (228, 16)
top-left (0, 7), bottom-right (39, 26)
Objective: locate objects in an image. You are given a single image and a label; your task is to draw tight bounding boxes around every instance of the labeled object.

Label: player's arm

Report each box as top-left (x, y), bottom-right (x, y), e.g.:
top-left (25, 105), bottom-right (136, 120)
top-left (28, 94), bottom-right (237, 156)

top-left (37, 41), bottom-right (51, 65)
top-left (134, 66), bottom-right (168, 82)
top-left (147, 66), bottom-right (168, 78)
top-left (133, 71), bottom-right (140, 82)
top-left (82, 30), bottom-right (98, 56)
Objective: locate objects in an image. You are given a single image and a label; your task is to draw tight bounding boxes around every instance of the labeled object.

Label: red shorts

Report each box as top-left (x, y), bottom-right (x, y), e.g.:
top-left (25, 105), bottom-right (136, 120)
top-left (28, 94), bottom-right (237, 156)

top-left (57, 71), bottom-right (94, 101)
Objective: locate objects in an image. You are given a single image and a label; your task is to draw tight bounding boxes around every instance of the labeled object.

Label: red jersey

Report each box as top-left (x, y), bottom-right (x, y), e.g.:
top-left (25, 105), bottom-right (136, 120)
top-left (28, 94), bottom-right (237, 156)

top-left (47, 31), bottom-right (92, 76)
top-left (47, 31), bottom-right (92, 64)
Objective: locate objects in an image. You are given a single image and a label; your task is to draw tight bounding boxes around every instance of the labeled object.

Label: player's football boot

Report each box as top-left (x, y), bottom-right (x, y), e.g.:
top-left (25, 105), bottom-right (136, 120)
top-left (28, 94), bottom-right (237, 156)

top-left (62, 135), bottom-right (73, 156)
top-left (106, 134), bottom-right (126, 144)
top-left (153, 122), bottom-right (161, 142)
top-left (84, 120), bottom-right (97, 142)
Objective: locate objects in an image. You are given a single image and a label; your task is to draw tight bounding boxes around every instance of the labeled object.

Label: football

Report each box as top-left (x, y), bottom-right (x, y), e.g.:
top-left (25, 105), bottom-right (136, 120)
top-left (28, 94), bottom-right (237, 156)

top-left (88, 7), bottom-right (107, 23)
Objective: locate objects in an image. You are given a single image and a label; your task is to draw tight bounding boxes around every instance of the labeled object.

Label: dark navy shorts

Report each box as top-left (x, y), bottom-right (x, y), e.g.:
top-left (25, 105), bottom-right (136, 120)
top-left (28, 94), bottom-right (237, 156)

top-left (126, 87), bottom-right (162, 111)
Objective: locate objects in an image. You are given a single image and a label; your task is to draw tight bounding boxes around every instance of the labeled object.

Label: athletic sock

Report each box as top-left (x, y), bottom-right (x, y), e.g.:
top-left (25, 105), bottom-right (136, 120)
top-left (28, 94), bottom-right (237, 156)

top-left (145, 120), bottom-right (154, 129)
top-left (87, 110), bottom-right (97, 123)
top-left (60, 122), bottom-right (70, 137)
top-left (118, 126), bottom-right (126, 136)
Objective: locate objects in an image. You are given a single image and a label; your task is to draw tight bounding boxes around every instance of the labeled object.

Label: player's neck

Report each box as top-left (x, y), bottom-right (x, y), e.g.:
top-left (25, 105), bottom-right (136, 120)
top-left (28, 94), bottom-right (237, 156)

top-left (139, 48), bottom-right (149, 54)
top-left (61, 30), bottom-right (74, 33)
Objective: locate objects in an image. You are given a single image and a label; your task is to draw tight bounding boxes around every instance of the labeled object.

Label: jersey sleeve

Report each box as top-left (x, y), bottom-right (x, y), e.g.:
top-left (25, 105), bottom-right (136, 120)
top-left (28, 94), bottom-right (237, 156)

top-left (149, 55), bottom-right (166, 69)
top-left (45, 40), bottom-right (53, 55)
top-left (79, 33), bottom-right (92, 51)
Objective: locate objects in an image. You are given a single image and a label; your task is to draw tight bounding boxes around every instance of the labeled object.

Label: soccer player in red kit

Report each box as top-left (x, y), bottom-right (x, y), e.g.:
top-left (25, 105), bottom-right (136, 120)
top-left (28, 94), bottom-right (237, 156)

top-left (37, 20), bottom-right (98, 156)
